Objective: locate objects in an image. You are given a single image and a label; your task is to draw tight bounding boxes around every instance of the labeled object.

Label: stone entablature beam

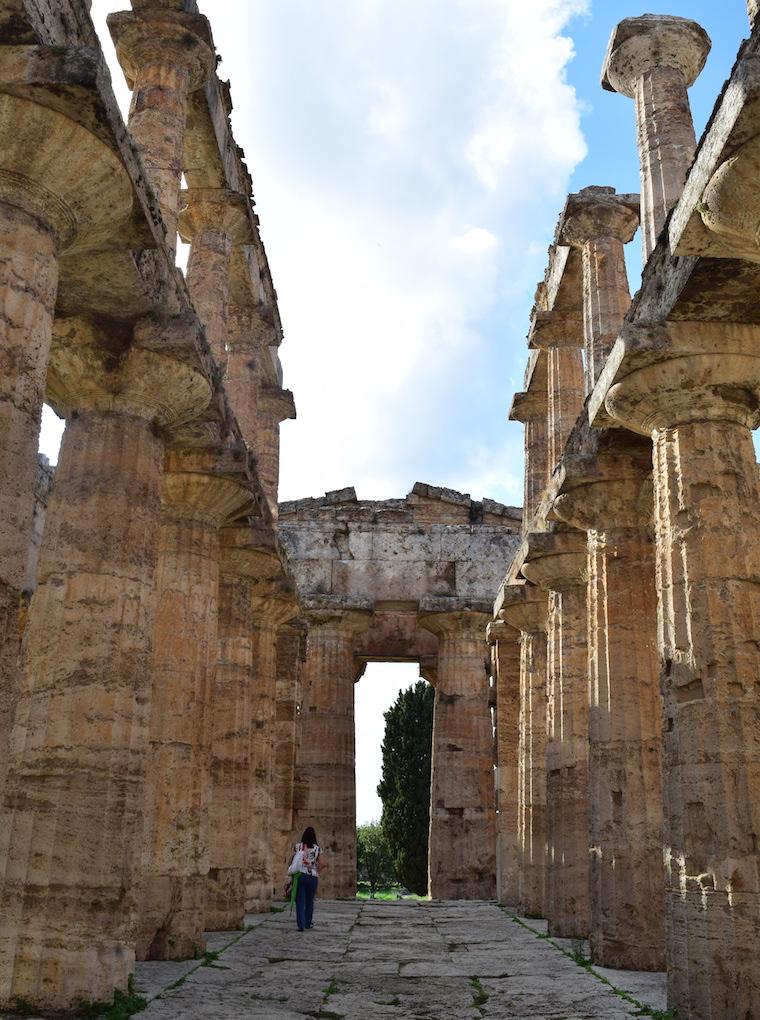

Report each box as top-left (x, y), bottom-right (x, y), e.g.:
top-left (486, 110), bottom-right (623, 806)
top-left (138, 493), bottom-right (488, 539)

top-left (601, 15), bottom-right (711, 262)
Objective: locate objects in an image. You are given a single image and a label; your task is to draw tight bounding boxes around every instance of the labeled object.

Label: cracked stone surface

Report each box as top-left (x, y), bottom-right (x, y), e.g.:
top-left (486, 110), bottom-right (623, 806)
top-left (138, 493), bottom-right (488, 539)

top-left (127, 900), bottom-right (666, 1019)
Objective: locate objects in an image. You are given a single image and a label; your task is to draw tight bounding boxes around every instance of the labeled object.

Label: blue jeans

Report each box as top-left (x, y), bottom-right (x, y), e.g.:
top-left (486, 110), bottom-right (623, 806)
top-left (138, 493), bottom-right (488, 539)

top-left (295, 873), bottom-right (318, 930)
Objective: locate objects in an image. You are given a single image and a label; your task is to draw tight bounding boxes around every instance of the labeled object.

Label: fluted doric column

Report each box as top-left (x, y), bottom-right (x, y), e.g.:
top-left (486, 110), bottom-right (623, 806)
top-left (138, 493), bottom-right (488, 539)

top-left (255, 387), bottom-right (296, 520)
top-left (522, 531), bottom-right (589, 939)
top-left (293, 609), bottom-right (371, 899)
top-left (497, 584), bottom-right (549, 919)
top-left (420, 611), bottom-right (496, 900)
top-left (554, 439), bottom-right (665, 971)
top-left (246, 587), bottom-right (299, 912)
top-left (0, 317), bottom-right (209, 1012)
top-left (547, 347), bottom-right (584, 471)
top-left (510, 387), bottom-right (549, 530)
top-left (606, 322), bottom-right (760, 1019)
top-left (557, 187), bottom-right (639, 393)
top-left (601, 15), bottom-right (710, 261)
top-left (487, 619), bottom-right (521, 907)
top-left (138, 454), bottom-right (250, 960)
top-left (274, 620), bottom-right (306, 872)
top-left (109, 7), bottom-right (215, 256)
top-left (0, 95), bottom-right (133, 796)
top-left (179, 189), bottom-right (252, 372)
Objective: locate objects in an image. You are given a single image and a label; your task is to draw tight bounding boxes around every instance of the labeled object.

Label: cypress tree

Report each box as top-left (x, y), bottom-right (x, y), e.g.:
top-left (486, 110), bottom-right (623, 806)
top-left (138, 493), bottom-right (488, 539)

top-left (377, 680), bottom-right (434, 895)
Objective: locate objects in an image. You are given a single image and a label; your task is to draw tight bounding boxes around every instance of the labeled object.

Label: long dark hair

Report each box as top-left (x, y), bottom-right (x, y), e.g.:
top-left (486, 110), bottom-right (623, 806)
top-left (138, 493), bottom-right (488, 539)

top-left (301, 826), bottom-right (318, 848)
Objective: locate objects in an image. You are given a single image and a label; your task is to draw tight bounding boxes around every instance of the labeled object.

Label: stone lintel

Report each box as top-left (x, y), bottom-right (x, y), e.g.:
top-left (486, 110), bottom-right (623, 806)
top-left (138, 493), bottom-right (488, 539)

top-left (670, 53), bottom-right (760, 262)
top-left (601, 15), bottom-right (711, 98)
top-left (557, 186), bottom-right (640, 248)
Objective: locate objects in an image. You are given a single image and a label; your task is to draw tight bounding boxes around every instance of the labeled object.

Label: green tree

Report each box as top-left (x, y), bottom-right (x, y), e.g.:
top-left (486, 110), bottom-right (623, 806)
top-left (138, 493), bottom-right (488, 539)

top-left (377, 680), bottom-right (434, 895)
top-left (356, 822), bottom-right (395, 896)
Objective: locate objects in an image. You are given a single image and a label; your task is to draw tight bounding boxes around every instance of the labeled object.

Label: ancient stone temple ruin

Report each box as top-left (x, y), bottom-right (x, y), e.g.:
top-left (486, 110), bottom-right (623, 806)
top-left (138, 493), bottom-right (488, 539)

top-left (1, 1), bottom-right (760, 1019)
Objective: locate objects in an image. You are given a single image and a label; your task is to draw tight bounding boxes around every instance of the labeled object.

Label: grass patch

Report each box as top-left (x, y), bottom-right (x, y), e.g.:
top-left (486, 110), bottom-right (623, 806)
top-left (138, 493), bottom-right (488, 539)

top-left (269, 904), bottom-right (286, 913)
top-left (13, 1001), bottom-right (37, 1017)
top-left (469, 976), bottom-right (489, 1009)
top-left (75, 980), bottom-right (147, 1018)
top-left (355, 883), bottom-right (428, 901)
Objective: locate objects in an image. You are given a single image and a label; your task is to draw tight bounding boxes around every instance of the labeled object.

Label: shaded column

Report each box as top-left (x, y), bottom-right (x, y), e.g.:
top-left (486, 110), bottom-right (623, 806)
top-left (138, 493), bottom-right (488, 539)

top-left (522, 531), bottom-right (590, 939)
top-left (246, 588), bottom-right (299, 913)
top-left (547, 347), bottom-right (584, 471)
top-left (0, 318), bottom-right (209, 1012)
top-left (179, 189), bottom-right (252, 371)
top-left (274, 620), bottom-right (306, 871)
top-left (606, 328), bottom-right (760, 1019)
top-left (109, 8), bottom-right (215, 255)
top-left (498, 584), bottom-right (549, 919)
top-left (557, 187), bottom-right (639, 393)
top-left (487, 620), bottom-right (521, 907)
top-left (293, 609), bottom-right (371, 899)
top-left (139, 458), bottom-right (250, 961)
top-left (255, 387), bottom-right (296, 520)
top-left (420, 611), bottom-right (496, 900)
top-left (601, 16), bottom-right (711, 260)
top-left (554, 444), bottom-right (665, 971)
top-left (0, 97), bottom-right (133, 796)
top-left (510, 385), bottom-right (549, 530)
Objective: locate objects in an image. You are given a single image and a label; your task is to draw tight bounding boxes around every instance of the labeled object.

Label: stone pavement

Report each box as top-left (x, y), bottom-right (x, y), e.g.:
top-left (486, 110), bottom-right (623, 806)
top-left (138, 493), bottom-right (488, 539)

top-left (130, 900), bottom-right (667, 1019)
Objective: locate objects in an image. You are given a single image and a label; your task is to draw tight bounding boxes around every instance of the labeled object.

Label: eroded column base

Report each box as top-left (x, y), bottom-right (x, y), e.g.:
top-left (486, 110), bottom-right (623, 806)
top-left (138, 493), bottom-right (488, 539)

top-left (137, 875), bottom-right (206, 961)
top-left (205, 869), bottom-right (245, 932)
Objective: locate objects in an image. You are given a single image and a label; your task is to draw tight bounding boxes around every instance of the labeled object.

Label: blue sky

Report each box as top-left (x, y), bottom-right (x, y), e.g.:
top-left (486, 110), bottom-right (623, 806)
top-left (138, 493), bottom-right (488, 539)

top-left (68, 1), bottom-right (754, 824)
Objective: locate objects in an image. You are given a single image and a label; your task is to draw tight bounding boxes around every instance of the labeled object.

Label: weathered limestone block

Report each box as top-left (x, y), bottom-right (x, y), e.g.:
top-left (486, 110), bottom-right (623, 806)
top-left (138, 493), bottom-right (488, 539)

top-left (109, 7), bottom-right (215, 254)
top-left (139, 458), bottom-right (250, 961)
top-left (0, 317), bottom-right (208, 1013)
top-left (293, 608), bottom-right (371, 899)
top-left (178, 189), bottom-right (252, 371)
top-left (246, 586), bottom-right (299, 913)
top-left (522, 531), bottom-right (590, 939)
top-left (557, 187), bottom-right (639, 393)
top-left (0, 94), bottom-right (133, 796)
top-left (420, 610), bottom-right (496, 900)
top-left (488, 619), bottom-right (521, 907)
top-left (205, 528), bottom-right (284, 931)
top-left (602, 15), bottom-right (710, 260)
top-left (497, 583), bottom-right (548, 919)
top-left (274, 620), bottom-right (306, 875)
top-left (553, 439), bottom-right (665, 971)
top-left (605, 322), bottom-right (760, 1018)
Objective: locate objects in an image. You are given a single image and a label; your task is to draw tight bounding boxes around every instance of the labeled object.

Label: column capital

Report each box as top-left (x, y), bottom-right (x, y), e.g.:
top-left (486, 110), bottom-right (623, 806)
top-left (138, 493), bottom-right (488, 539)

top-left (108, 9), bottom-right (215, 91)
top-left (161, 471), bottom-right (251, 526)
top-left (259, 386), bottom-right (296, 423)
top-left (520, 530), bottom-right (587, 592)
top-left (601, 15), bottom-right (711, 99)
top-left (529, 308), bottom-right (584, 351)
top-left (250, 582), bottom-right (300, 630)
top-left (509, 388), bottom-right (547, 423)
top-left (178, 188), bottom-right (254, 247)
top-left (418, 608), bottom-right (490, 640)
top-left (557, 187), bottom-right (640, 247)
top-left (496, 583), bottom-right (548, 634)
top-left (219, 524), bottom-right (282, 581)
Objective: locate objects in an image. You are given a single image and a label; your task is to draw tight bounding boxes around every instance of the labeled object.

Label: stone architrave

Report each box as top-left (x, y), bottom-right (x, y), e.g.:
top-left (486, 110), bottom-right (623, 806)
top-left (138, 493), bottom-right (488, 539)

top-left (138, 454), bottom-right (250, 961)
top-left (205, 527), bottom-right (284, 931)
top-left (497, 583), bottom-right (549, 919)
top-left (293, 608), bottom-right (371, 900)
top-left (601, 16), bottom-right (711, 261)
top-left (0, 317), bottom-right (210, 1013)
top-left (553, 439), bottom-right (665, 971)
top-left (0, 95), bottom-right (133, 796)
top-left (246, 585), bottom-right (299, 913)
top-left (510, 385), bottom-right (549, 530)
top-left (274, 620), bottom-right (306, 873)
top-left (487, 619), bottom-right (521, 907)
top-left (557, 187), bottom-right (640, 394)
top-left (605, 321), bottom-right (760, 1019)
top-left (522, 531), bottom-right (590, 940)
top-left (419, 610), bottom-right (496, 900)
top-left (108, 8), bottom-right (215, 255)
top-left (178, 189), bottom-right (253, 372)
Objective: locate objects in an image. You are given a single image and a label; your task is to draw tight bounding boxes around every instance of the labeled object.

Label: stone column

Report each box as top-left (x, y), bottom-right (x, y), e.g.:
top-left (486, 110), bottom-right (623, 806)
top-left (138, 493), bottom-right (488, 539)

top-left (547, 348), bottom-right (584, 471)
top-left (601, 16), bottom-right (711, 261)
top-left (498, 584), bottom-right (549, 919)
top-left (205, 528), bottom-right (282, 931)
top-left (255, 387), bottom-right (296, 520)
top-left (553, 447), bottom-right (665, 971)
top-left (0, 319), bottom-right (209, 1012)
top-left (420, 611), bottom-right (496, 900)
top-left (109, 8), bottom-right (215, 256)
top-left (293, 609), bottom-right (371, 899)
top-left (178, 189), bottom-right (252, 371)
top-left (274, 621), bottom-right (306, 871)
top-left (558, 187), bottom-right (639, 393)
top-left (0, 95), bottom-right (133, 797)
top-left (510, 388), bottom-right (549, 530)
top-left (139, 457), bottom-right (250, 961)
top-left (246, 588), bottom-right (299, 912)
top-left (522, 532), bottom-right (590, 939)
top-left (606, 327), bottom-right (760, 1018)
top-left (488, 620), bottom-right (521, 907)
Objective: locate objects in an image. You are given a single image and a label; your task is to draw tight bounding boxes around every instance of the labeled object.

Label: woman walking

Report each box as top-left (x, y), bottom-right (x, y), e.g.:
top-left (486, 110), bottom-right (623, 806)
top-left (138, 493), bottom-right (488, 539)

top-left (288, 826), bottom-right (322, 932)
